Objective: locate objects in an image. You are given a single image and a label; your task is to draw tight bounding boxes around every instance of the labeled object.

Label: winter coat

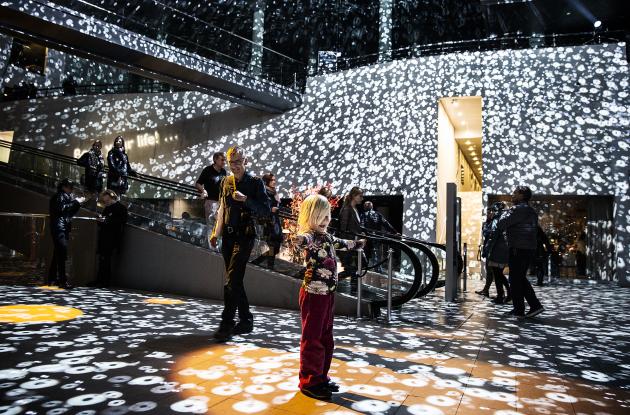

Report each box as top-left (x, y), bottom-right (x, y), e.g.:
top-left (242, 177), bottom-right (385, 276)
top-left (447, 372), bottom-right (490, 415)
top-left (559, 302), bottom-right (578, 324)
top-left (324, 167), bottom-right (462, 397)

top-left (49, 191), bottom-right (81, 236)
top-left (497, 203), bottom-right (538, 250)
top-left (77, 149), bottom-right (104, 192)
top-left (98, 201), bottom-right (128, 254)
top-left (107, 147), bottom-right (137, 194)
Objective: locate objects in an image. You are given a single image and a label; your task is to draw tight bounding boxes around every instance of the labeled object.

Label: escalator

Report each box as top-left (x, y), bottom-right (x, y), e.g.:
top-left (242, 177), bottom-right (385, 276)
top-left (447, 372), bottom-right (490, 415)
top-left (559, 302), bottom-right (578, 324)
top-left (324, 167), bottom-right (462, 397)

top-left (0, 0), bottom-right (304, 112)
top-left (0, 139), bottom-right (442, 317)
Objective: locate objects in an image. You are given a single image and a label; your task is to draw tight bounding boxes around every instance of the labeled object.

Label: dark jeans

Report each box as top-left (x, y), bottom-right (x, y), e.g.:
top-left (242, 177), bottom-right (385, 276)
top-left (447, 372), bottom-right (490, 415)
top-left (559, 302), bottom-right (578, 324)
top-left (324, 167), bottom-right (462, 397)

top-left (576, 251), bottom-right (587, 276)
top-left (220, 235), bottom-right (255, 327)
top-left (97, 247), bottom-right (115, 286)
top-left (508, 248), bottom-right (542, 315)
top-left (48, 232), bottom-right (69, 285)
top-left (490, 266), bottom-right (510, 299)
top-left (481, 264), bottom-right (494, 292)
top-left (536, 256), bottom-right (548, 285)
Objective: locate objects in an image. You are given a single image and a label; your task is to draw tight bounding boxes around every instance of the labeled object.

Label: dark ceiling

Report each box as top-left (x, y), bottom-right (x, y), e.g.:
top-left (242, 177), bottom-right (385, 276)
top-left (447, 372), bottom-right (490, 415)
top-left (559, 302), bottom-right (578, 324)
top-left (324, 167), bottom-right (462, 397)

top-left (48, 0), bottom-right (630, 72)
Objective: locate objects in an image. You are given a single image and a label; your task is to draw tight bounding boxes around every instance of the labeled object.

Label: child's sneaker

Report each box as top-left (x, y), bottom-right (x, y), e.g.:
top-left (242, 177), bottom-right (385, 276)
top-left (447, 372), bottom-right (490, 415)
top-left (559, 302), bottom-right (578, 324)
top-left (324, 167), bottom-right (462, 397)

top-left (325, 380), bottom-right (340, 392)
top-left (301, 384), bottom-right (332, 400)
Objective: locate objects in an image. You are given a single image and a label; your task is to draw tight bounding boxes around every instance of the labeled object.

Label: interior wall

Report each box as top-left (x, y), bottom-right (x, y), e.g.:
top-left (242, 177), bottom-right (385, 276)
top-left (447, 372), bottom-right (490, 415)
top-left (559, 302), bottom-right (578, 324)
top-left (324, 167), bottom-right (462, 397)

top-left (0, 43), bottom-right (627, 280)
top-left (436, 101), bottom-right (458, 244)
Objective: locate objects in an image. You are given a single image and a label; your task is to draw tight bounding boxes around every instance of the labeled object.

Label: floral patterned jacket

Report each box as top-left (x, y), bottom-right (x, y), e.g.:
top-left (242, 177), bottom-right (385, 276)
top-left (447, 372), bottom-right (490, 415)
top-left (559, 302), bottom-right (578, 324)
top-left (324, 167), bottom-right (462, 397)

top-left (298, 231), bottom-right (359, 295)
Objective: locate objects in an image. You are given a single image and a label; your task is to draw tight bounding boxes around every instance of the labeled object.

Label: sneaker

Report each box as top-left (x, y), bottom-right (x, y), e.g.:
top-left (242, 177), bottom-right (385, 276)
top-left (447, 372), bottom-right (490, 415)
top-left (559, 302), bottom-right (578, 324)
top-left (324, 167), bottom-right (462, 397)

top-left (301, 384), bottom-right (332, 400)
top-left (325, 380), bottom-right (340, 392)
top-left (233, 321), bottom-right (254, 335)
top-left (475, 290), bottom-right (489, 296)
top-left (526, 306), bottom-right (544, 318)
top-left (492, 297), bottom-right (505, 305)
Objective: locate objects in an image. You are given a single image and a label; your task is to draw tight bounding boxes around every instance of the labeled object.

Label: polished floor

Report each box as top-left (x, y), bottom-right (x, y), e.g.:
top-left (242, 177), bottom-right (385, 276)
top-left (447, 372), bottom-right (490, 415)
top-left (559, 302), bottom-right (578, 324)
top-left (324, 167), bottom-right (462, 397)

top-left (1, 263), bottom-right (629, 414)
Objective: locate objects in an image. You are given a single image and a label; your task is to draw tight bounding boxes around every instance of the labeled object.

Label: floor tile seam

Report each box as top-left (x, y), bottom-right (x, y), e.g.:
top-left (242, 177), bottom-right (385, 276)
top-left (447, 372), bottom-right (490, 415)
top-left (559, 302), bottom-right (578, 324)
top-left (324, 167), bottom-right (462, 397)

top-left (453, 313), bottom-right (493, 415)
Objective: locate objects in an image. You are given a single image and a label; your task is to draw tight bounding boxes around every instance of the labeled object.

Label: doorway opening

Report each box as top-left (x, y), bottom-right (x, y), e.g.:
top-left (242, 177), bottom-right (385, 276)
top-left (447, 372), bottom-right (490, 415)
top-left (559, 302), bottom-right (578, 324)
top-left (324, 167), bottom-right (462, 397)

top-left (0, 131), bottom-right (15, 164)
top-left (488, 194), bottom-right (615, 281)
top-left (436, 96), bottom-right (482, 277)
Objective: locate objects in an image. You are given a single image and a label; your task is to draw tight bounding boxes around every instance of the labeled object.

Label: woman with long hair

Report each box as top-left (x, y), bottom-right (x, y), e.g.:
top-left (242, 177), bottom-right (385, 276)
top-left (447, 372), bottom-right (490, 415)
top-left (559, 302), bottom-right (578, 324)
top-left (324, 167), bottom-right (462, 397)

top-left (107, 135), bottom-right (137, 196)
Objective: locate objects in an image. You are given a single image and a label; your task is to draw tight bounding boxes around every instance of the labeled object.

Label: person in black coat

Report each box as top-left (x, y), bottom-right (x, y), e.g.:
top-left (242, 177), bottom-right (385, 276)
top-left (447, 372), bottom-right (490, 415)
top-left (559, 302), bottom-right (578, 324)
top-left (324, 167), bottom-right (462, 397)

top-left (210, 146), bottom-right (271, 341)
top-left (107, 135), bottom-right (137, 196)
top-left (483, 202), bottom-right (511, 304)
top-left (47, 179), bottom-right (85, 288)
top-left (497, 186), bottom-right (544, 318)
top-left (476, 211), bottom-right (495, 297)
top-left (338, 187), bottom-right (364, 283)
top-left (535, 226), bottom-right (552, 286)
top-left (77, 140), bottom-right (105, 198)
top-left (96, 189), bottom-right (128, 287)
top-left (252, 172), bottom-right (283, 269)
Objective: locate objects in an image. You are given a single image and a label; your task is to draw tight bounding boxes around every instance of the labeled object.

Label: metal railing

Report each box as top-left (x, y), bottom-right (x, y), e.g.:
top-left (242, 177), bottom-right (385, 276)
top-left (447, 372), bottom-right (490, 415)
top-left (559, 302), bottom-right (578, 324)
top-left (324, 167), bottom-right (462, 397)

top-left (1, 81), bottom-right (180, 102)
top-left (318, 30), bottom-right (627, 75)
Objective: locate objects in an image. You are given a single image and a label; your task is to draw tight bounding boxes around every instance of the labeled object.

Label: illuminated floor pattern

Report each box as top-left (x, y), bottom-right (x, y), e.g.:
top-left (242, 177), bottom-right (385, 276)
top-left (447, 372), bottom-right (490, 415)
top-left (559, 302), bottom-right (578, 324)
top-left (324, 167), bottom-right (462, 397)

top-left (1, 280), bottom-right (629, 415)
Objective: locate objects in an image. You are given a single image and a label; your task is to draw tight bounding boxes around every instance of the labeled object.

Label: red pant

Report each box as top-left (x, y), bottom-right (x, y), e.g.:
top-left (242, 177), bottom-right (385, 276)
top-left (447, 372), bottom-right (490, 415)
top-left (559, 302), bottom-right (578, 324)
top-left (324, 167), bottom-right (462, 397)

top-left (298, 287), bottom-right (335, 389)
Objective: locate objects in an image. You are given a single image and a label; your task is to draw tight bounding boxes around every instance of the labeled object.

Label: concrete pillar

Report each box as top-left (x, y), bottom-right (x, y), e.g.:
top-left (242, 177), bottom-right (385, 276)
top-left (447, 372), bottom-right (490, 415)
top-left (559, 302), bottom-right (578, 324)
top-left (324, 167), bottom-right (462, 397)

top-left (379, 0), bottom-right (393, 61)
top-left (250, 0), bottom-right (265, 77)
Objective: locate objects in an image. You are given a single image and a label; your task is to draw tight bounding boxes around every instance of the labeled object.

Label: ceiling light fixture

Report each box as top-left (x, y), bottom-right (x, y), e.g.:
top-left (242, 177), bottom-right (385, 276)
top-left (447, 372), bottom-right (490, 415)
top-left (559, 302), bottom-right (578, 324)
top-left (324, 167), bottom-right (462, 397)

top-left (593, 20), bottom-right (602, 28)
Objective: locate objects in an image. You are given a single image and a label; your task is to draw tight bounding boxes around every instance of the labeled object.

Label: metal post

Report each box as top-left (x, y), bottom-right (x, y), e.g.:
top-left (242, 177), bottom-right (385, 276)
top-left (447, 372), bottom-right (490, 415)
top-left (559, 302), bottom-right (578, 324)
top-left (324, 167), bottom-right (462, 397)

top-left (356, 247), bottom-right (363, 318)
top-left (548, 254), bottom-right (552, 284)
top-left (386, 247), bottom-right (394, 322)
top-left (462, 243), bottom-right (468, 292)
top-left (445, 183), bottom-right (458, 302)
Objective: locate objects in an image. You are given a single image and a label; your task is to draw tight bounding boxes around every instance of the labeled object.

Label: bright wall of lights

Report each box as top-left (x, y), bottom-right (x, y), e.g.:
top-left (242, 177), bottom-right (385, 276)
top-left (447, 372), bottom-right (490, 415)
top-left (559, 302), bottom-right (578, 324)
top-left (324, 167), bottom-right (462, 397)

top-left (0, 42), bottom-right (628, 281)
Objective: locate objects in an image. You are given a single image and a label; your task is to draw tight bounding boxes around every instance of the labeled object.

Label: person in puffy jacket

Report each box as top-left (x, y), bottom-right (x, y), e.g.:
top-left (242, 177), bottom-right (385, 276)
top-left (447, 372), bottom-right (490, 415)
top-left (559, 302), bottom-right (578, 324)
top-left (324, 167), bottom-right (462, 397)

top-left (77, 140), bottom-right (104, 197)
top-left (497, 186), bottom-right (544, 318)
top-left (476, 211), bottom-right (496, 297)
top-left (483, 202), bottom-right (511, 304)
top-left (107, 135), bottom-right (137, 195)
top-left (47, 178), bottom-right (85, 288)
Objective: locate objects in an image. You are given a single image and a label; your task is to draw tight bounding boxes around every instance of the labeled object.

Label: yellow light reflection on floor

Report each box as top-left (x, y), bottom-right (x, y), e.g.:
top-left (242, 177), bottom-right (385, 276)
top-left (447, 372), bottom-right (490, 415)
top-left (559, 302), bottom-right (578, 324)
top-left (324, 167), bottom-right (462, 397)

top-left (37, 285), bottom-right (64, 291)
top-left (0, 304), bottom-right (83, 323)
top-left (144, 298), bottom-right (186, 305)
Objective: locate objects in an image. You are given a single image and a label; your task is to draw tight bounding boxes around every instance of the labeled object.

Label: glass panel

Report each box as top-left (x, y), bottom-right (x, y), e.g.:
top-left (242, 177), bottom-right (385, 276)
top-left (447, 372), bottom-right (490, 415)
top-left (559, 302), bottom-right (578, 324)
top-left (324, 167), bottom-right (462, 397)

top-left (46, 0), bottom-right (306, 90)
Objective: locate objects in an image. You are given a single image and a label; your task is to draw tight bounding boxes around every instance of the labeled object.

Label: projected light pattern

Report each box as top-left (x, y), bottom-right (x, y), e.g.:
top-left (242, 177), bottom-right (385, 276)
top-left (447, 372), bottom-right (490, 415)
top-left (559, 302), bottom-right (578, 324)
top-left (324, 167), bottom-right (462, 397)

top-left (1, 282), bottom-right (630, 414)
top-left (0, 43), bottom-right (628, 280)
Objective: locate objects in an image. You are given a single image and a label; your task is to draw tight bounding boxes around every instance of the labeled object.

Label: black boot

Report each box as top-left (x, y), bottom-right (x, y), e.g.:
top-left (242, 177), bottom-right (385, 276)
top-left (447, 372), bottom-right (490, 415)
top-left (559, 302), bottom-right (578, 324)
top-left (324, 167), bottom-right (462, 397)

top-left (213, 322), bottom-right (234, 342)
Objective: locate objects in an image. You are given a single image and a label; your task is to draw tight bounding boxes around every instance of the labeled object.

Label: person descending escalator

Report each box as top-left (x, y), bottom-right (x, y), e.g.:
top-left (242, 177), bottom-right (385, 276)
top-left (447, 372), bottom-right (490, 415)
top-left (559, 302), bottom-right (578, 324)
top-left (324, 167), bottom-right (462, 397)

top-left (338, 187), bottom-right (364, 289)
top-left (107, 135), bottom-right (137, 196)
top-left (77, 140), bottom-right (105, 205)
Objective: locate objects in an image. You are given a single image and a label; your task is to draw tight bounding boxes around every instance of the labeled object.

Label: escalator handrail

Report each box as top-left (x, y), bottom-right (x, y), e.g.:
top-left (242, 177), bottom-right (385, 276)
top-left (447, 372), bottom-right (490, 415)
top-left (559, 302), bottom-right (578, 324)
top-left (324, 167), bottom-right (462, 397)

top-left (277, 211), bottom-right (425, 309)
top-left (361, 229), bottom-right (441, 298)
top-left (0, 139), bottom-right (199, 196)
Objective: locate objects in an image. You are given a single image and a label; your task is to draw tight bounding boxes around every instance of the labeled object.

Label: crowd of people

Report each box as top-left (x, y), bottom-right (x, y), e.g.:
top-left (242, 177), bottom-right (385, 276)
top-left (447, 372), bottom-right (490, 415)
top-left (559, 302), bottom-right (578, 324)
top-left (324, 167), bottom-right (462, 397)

top-left (476, 187), bottom-right (546, 319)
top-left (53, 141), bottom-right (556, 401)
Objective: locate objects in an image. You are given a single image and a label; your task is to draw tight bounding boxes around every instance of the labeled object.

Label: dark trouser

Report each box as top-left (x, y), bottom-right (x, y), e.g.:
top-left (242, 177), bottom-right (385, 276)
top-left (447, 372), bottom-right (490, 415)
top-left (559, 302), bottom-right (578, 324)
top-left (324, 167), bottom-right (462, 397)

top-left (576, 252), bottom-right (587, 276)
top-left (48, 232), bottom-right (69, 285)
top-left (490, 266), bottom-right (510, 299)
top-left (536, 256), bottom-right (548, 285)
top-left (481, 264), bottom-right (494, 293)
top-left (299, 287), bottom-right (334, 389)
top-left (97, 248), bottom-right (113, 286)
top-left (220, 235), bottom-right (255, 327)
top-left (508, 248), bottom-right (542, 315)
